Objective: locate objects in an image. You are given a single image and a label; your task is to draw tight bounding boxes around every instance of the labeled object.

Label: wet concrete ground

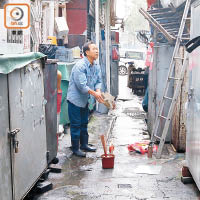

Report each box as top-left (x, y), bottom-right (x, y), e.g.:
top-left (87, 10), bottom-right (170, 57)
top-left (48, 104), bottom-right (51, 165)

top-left (36, 76), bottom-right (200, 200)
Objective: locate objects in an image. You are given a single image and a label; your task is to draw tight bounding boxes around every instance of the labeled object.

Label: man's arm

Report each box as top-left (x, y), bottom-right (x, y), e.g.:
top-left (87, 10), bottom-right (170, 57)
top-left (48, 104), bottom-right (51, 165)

top-left (73, 66), bottom-right (90, 94)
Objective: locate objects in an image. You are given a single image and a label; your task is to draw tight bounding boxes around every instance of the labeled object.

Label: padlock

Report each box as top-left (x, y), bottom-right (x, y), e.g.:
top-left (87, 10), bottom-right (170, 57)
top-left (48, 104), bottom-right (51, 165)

top-left (15, 141), bottom-right (19, 153)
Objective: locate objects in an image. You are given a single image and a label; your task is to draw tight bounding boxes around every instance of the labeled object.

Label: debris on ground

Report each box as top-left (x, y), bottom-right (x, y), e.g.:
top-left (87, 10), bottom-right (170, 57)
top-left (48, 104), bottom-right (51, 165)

top-left (128, 141), bottom-right (158, 154)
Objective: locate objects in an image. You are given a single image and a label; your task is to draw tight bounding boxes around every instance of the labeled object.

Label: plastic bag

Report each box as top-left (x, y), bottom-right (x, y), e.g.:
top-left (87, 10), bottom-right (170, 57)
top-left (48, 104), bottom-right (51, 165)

top-left (128, 141), bottom-right (158, 154)
top-left (39, 44), bottom-right (58, 59)
top-left (112, 47), bottom-right (119, 60)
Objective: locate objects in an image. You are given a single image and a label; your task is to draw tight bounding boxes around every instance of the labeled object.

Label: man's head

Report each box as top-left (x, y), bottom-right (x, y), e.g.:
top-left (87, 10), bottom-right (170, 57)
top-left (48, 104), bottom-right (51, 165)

top-left (83, 41), bottom-right (99, 61)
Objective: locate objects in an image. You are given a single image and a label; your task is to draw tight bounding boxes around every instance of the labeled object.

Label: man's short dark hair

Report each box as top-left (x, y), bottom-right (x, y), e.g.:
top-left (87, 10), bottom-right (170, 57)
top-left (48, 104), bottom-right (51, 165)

top-left (83, 41), bottom-right (95, 56)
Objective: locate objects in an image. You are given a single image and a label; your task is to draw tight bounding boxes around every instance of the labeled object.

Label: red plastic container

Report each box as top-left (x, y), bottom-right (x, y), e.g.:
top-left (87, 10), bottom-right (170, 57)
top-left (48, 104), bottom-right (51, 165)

top-left (101, 154), bottom-right (115, 169)
top-left (57, 91), bottom-right (62, 114)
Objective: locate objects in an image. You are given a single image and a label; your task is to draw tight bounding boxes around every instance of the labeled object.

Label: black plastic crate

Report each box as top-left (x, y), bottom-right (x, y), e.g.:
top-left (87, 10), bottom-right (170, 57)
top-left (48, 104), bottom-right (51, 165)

top-left (131, 73), bottom-right (145, 96)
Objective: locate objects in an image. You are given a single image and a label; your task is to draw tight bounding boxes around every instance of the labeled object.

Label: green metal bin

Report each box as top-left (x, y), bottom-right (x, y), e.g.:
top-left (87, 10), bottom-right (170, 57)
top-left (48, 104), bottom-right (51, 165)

top-left (57, 62), bottom-right (75, 126)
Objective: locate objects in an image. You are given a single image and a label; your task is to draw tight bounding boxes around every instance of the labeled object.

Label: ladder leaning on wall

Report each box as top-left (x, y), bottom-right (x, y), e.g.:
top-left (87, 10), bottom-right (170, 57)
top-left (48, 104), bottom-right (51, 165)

top-left (150, 0), bottom-right (192, 159)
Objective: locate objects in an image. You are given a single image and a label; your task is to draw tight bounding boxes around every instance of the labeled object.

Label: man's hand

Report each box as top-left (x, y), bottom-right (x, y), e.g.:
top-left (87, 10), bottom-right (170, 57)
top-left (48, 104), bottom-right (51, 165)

top-left (88, 89), bottom-right (104, 103)
top-left (112, 101), bottom-right (116, 110)
top-left (95, 91), bottom-right (105, 103)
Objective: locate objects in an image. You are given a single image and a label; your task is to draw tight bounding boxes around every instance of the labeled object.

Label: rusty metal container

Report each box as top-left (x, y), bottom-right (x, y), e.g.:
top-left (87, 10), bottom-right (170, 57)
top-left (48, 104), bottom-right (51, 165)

top-left (43, 60), bottom-right (58, 164)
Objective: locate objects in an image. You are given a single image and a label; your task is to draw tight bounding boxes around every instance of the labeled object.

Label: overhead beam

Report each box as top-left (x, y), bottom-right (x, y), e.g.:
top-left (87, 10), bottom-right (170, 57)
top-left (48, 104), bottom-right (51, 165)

top-left (139, 8), bottom-right (175, 43)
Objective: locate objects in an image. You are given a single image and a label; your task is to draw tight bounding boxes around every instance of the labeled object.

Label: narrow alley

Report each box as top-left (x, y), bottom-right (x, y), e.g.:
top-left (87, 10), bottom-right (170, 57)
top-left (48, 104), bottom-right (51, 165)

top-left (34, 76), bottom-right (200, 200)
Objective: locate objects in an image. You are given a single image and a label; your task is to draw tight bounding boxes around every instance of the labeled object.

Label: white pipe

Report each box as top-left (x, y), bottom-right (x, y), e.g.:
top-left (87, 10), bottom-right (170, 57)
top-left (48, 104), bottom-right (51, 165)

top-left (105, 0), bottom-right (111, 93)
top-left (49, 1), bottom-right (55, 36)
top-left (95, 0), bottom-right (100, 64)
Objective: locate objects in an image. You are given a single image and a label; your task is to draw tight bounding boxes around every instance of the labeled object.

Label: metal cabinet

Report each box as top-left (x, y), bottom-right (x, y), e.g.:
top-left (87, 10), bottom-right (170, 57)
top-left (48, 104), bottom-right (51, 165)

top-left (186, 0), bottom-right (200, 190)
top-left (0, 54), bottom-right (47, 200)
top-left (9, 60), bottom-right (47, 200)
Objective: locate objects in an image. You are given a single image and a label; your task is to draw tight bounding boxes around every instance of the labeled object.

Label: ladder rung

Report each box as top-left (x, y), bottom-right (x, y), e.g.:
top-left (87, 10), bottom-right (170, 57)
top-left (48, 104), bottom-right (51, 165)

top-left (184, 17), bottom-right (191, 20)
top-left (168, 77), bottom-right (181, 80)
top-left (181, 37), bottom-right (190, 40)
top-left (163, 96), bottom-right (172, 100)
top-left (174, 57), bottom-right (184, 60)
top-left (161, 22), bottom-right (179, 27)
top-left (154, 135), bottom-right (161, 140)
top-left (158, 115), bottom-right (168, 120)
top-left (177, 36), bottom-right (190, 41)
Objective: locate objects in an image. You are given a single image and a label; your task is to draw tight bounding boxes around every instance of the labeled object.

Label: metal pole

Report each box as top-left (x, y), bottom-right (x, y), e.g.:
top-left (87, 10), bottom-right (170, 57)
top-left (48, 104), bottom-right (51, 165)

top-left (95, 0), bottom-right (100, 64)
top-left (105, 0), bottom-right (111, 93)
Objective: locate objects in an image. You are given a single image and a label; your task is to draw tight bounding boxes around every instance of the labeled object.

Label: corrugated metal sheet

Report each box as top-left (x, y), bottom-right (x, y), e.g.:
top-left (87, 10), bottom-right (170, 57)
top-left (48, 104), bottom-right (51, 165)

top-left (139, 6), bottom-right (190, 43)
top-left (89, 0), bottom-right (95, 18)
top-left (87, 15), bottom-right (95, 40)
top-left (87, 0), bottom-right (95, 40)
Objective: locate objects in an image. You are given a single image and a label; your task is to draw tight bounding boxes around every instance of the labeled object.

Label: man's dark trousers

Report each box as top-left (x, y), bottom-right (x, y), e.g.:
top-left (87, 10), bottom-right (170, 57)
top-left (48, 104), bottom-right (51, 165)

top-left (68, 101), bottom-right (88, 139)
top-left (68, 101), bottom-right (96, 156)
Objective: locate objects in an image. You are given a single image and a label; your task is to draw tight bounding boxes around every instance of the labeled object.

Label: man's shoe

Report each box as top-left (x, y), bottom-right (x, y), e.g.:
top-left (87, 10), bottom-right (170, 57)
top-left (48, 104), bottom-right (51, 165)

top-left (80, 135), bottom-right (96, 152)
top-left (71, 139), bottom-right (86, 157)
top-left (73, 149), bottom-right (86, 157)
top-left (80, 145), bottom-right (96, 152)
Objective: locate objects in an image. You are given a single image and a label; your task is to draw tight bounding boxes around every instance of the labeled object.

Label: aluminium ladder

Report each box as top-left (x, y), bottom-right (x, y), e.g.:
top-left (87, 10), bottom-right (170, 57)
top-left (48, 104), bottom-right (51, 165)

top-left (151, 0), bottom-right (191, 159)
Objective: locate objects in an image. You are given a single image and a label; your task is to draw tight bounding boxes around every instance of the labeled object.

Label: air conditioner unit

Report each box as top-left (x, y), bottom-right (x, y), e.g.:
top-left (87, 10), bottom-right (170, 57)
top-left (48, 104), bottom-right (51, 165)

top-left (0, 9), bottom-right (30, 54)
top-left (55, 17), bottom-right (69, 39)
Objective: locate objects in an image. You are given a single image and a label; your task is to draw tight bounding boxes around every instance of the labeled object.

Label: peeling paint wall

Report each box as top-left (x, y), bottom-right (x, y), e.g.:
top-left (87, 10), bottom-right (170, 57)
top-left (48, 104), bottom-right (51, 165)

top-left (172, 46), bottom-right (188, 152)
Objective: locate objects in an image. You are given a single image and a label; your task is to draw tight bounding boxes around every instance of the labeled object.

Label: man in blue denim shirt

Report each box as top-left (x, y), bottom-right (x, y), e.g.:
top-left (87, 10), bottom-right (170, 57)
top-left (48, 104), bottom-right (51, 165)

top-left (67, 41), bottom-right (104, 157)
